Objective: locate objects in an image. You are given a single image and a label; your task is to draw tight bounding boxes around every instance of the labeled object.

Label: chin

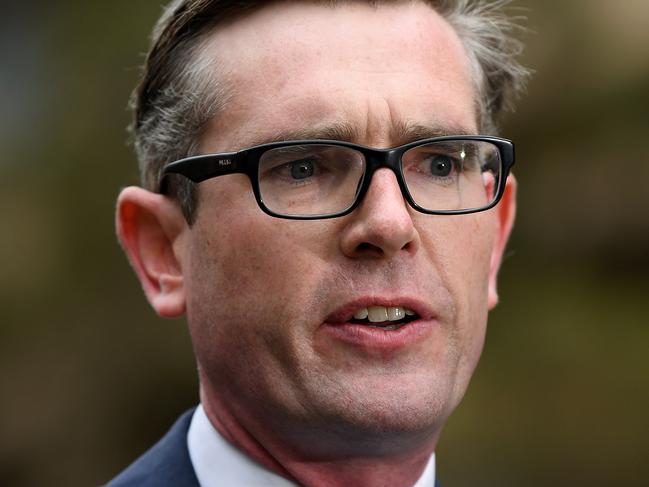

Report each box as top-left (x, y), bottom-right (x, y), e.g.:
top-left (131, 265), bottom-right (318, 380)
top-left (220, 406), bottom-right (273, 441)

top-left (298, 370), bottom-right (457, 450)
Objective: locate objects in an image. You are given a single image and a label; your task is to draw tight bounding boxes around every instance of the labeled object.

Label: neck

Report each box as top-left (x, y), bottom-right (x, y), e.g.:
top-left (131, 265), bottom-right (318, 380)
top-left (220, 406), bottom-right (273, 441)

top-left (200, 387), bottom-right (438, 487)
top-left (277, 449), bottom-right (434, 487)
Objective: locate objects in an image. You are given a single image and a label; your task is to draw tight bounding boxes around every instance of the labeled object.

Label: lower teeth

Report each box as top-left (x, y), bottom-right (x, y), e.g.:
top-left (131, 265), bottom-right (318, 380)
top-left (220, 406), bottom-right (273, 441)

top-left (369, 323), bottom-right (402, 331)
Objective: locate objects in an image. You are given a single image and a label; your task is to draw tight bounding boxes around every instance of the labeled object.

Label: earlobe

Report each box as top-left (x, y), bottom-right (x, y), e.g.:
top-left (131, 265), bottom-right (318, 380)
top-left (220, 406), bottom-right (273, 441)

top-left (487, 175), bottom-right (517, 310)
top-left (116, 186), bottom-right (188, 317)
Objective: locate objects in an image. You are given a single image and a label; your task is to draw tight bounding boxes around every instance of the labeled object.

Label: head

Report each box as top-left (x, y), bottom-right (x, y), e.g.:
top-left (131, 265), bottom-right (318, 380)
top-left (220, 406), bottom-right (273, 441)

top-left (118, 0), bottom-right (526, 462)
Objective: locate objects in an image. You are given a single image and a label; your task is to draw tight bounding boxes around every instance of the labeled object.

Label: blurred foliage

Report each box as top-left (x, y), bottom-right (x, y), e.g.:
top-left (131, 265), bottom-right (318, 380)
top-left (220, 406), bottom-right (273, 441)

top-left (0, 1), bottom-right (647, 486)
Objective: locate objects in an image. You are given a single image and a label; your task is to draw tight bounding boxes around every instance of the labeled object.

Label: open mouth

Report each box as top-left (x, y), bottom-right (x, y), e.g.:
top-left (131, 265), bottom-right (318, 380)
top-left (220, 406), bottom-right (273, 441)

top-left (349, 305), bottom-right (420, 331)
top-left (322, 302), bottom-right (434, 349)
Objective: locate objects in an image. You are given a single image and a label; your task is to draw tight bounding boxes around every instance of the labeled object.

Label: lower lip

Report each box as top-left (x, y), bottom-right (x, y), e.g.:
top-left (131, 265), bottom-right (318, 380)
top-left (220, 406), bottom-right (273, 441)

top-left (320, 319), bottom-right (435, 354)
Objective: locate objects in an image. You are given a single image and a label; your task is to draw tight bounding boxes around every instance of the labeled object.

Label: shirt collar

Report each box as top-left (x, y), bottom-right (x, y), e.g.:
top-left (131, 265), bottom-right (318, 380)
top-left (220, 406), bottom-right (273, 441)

top-left (188, 404), bottom-right (436, 486)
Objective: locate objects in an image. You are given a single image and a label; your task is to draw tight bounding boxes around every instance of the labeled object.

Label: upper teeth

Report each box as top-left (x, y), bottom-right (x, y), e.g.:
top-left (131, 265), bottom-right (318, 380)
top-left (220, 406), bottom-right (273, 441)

top-left (353, 306), bottom-right (416, 323)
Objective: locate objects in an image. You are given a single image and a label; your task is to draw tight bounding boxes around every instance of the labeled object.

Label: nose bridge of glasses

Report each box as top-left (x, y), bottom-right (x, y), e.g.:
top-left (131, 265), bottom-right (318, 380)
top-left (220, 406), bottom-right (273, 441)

top-left (364, 145), bottom-right (399, 166)
top-left (357, 147), bottom-right (410, 204)
top-left (361, 146), bottom-right (409, 189)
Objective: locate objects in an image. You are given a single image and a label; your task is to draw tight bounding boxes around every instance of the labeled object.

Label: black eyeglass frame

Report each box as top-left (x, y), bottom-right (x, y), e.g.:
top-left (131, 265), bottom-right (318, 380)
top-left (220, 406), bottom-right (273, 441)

top-left (160, 135), bottom-right (515, 220)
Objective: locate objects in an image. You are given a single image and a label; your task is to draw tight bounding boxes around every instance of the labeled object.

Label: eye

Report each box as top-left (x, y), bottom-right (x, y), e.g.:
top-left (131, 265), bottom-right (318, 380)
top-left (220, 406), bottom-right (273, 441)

top-left (290, 160), bottom-right (315, 180)
top-left (429, 155), bottom-right (454, 177)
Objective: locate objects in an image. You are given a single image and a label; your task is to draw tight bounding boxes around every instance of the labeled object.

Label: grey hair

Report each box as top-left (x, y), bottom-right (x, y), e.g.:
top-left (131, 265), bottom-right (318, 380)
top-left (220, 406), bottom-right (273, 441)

top-left (130, 0), bottom-right (529, 223)
top-left (437, 0), bottom-right (529, 133)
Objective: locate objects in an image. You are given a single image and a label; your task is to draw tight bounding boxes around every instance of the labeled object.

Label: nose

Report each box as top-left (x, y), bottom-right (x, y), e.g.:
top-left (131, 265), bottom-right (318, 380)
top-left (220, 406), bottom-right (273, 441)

top-left (339, 168), bottom-right (420, 259)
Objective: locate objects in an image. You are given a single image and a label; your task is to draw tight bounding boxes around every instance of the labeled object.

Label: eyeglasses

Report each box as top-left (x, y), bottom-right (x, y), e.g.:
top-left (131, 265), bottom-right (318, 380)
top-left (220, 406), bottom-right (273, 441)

top-left (161, 135), bottom-right (515, 220)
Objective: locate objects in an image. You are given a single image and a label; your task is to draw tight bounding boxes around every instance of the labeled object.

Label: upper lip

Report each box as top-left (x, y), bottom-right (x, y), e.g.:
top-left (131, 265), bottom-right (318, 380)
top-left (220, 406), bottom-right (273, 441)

top-left (324, 296), bottom-right (435, 324)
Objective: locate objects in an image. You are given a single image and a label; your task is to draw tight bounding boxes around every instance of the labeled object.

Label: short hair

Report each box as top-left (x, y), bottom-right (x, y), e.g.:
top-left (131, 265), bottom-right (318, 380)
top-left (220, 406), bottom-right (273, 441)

top-left (130, 0), bottom-right (529, 223)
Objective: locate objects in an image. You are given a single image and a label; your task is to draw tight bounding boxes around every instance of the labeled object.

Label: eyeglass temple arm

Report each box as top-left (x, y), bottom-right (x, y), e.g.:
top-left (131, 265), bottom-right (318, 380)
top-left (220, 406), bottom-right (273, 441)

top-left (160, 151), bottom-right (242, 184)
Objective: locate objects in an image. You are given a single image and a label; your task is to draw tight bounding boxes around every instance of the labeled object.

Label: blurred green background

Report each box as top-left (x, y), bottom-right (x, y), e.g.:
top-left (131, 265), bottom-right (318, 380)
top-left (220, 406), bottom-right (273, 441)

top-left (1, 1), bottom-right (647, 486)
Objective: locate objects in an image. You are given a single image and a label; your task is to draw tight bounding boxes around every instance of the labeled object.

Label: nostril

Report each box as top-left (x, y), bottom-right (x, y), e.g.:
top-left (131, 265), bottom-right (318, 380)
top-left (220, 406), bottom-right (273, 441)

top-left (355, 242), bottom-right (384, 256)
top-left (400, 240), bottom-right (414, 251)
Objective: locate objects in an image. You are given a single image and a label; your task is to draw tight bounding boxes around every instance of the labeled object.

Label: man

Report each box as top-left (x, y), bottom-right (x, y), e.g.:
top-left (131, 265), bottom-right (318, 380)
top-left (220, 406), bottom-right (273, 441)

top-left (110, 0), bottom-right (527, 485)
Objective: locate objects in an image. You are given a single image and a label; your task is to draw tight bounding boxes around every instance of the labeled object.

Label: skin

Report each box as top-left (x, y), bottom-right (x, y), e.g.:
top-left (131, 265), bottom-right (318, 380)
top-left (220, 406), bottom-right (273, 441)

top-left (117, 2), bottom-right (516, 486)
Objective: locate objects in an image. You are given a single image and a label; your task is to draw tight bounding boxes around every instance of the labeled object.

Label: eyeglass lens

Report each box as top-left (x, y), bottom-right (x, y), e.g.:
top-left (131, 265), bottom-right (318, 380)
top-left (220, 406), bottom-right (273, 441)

top-left (402, 140), bottom-right (501, 213)
top-left (257, 141), bottom-right (501, 217)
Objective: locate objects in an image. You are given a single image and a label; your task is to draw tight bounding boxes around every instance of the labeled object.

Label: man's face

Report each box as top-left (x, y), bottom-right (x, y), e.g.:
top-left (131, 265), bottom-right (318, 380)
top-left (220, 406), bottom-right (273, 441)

top-left (180, 1), bottom-right (512, 452)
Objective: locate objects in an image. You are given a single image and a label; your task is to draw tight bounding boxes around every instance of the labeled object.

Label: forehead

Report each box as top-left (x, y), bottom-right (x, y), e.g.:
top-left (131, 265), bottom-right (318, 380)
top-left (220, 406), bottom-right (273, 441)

top-left (199, 1), bottom-right (477, 151)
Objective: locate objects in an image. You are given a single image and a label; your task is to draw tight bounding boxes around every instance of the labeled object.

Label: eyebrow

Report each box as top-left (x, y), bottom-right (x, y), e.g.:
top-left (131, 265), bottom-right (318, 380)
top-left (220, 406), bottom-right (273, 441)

top-left (238, 120), bottom-right (476, 150)
top-left (391, 120), bottom-right (475, 144)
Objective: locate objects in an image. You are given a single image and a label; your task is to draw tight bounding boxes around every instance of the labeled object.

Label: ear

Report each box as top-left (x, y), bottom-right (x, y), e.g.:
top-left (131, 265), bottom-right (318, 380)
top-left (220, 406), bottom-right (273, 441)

top-left (487, 175), bottom-right (517, 310)
top-left (116, 186), bottom-right (188, 317)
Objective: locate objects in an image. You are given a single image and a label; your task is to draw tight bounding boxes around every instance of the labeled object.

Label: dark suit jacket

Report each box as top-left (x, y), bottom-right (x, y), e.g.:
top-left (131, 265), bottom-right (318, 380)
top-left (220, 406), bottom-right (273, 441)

top-left (105, 408), bottom-right (441, 486)
top-left (105, 409), bottom-right (199, 486)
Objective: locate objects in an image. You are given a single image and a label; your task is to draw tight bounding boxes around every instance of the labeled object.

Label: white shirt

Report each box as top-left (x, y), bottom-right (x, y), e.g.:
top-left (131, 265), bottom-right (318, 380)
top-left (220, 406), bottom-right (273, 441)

top-left (188, 404), bottom-right (436, 486)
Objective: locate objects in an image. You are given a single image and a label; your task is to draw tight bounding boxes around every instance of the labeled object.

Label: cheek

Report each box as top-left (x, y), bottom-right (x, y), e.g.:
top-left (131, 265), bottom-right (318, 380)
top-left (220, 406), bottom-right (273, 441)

top-left (456, 216), bottom-right (495, 376)
top-left (419, 214), bottom-right (496, 353)
top-left (184, 192), bottom-right (346, 411)
top-left (428, 213), bottom-right (495, 303)
top-left (184, 184), bottom-right (338, 365)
